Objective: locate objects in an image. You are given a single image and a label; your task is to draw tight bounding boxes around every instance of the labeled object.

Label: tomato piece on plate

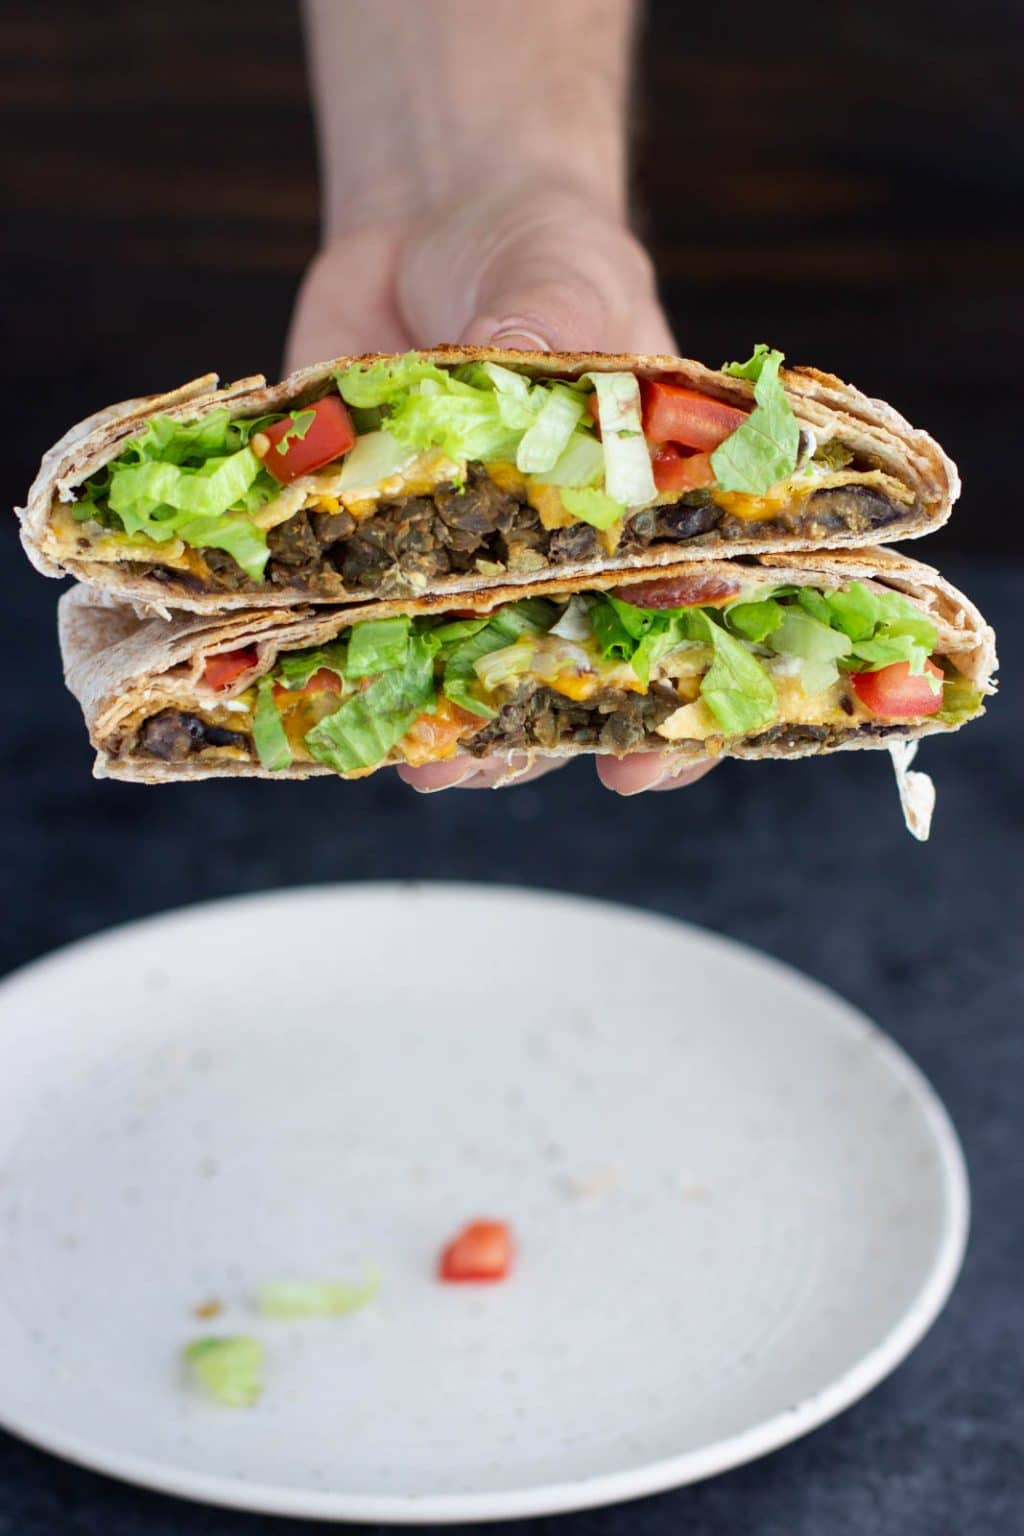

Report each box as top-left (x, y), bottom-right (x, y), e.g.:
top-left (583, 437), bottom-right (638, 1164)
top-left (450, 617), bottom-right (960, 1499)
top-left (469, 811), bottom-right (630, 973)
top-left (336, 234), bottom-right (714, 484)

top-left (256, 397), bottom-right (356, 484)
top-left (614, 573), bottom-right (742, 609)
top-left (850, 659), bottom-right (944, 719)
top-left (438, 1220), bottom-right (513, 1282)
top-left (272, 668), bottom-right (343, 704)
top-left (651, 443), bottom-right (717, 493)
top-left (202, 645), bottom-right (258, 691)
top-left (641, 381), bottom-right (748, 450)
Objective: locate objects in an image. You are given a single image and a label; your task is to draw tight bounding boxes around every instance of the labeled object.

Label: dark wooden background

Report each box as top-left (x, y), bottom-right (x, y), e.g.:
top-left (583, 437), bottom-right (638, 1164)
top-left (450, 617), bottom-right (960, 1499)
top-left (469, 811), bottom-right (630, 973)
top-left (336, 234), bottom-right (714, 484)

top-left (4, 0), bottom-right (1022, 556)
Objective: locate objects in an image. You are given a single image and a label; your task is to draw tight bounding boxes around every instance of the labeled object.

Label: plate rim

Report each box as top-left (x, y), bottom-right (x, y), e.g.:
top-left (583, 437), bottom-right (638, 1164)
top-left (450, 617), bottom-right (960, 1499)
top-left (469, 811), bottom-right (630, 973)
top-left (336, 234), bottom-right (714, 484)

top-left (0, 882), bottom-right (970, 1524)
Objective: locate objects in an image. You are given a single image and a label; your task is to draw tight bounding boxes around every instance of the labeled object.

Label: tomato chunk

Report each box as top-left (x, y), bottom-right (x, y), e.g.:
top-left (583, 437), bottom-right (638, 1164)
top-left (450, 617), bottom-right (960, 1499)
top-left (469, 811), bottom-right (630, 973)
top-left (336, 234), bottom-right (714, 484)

top-left (651, 443), bottom-right (716, 493)
top-left (272, 668), bottom-right (343, 704)
top-left (256, 397), bottom-right (356, 484)
top-left (850, 659), bottom-right (944, 719)
top-left (439, 1220), bottom-right (513, 1282)
top-left (614, 573), bottom-right (742, 609)
top-left (400, 699), bottom-right (482, 767)
top-left (641, 380), bottom-right (748, 450)
top-left (202, 645), bottom-right (258, 691)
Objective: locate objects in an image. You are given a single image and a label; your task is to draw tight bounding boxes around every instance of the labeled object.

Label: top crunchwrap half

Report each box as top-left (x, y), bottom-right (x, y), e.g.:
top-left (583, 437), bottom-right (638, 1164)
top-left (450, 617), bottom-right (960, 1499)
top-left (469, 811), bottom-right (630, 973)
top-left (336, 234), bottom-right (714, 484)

top-left (20, 346), bottom-right (959, 617)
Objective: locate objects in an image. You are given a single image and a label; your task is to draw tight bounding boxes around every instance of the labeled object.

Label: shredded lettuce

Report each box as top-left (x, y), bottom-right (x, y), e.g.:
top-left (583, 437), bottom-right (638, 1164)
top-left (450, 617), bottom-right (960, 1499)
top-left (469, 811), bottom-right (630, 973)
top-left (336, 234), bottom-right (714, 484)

top-left (304, 632), bottom-right (439, 772)
top-left (337, 353), bottom-right (538, 464)
top-left (258, 1266), bottom-right (380, 1318)
top-left (335, 356), bottom-right (450, 408)
top-left (345, 617), bottom-right (411, 679)
top-left (711, 345), bottom-right (800, 495)
top-left (583, 372), bottom-right (656, 506)
top-left (589, 593), bottom-right (776, 729)
top-left (515, 385), bottom-right (585, 474)
top-left (532, 430), bottom-right (604, 488)
top-left (76, 409), bottom-right (284, 581)
top-left (253, 679), bottom-right (293, 771)
top-left (184, 1336), bottom-right (263, 1407)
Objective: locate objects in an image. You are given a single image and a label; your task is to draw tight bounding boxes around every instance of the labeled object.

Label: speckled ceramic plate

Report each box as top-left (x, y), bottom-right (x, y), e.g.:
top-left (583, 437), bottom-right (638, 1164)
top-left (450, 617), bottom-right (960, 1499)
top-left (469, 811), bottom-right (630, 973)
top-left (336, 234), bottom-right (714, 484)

top-left (0, 884), bottom-right (967, 1522)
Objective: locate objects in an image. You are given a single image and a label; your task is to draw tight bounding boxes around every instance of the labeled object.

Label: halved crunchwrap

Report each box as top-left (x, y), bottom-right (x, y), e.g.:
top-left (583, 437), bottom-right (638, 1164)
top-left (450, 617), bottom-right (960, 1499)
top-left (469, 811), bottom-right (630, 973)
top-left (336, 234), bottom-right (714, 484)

top-left (24, 346), bottom-right (958, 616)
top-left (58, 548), bottom-right (994, 834)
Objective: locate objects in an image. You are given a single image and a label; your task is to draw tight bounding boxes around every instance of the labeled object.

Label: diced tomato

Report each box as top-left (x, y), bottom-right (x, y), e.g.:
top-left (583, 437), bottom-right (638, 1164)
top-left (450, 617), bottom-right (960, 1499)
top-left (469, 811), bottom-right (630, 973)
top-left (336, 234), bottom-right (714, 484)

top-left (641, 380), bottom-right (748, 450)
top-left (272, 668), bottom-right (343, 704)
top-left (202, 645), bottom-right (258, 691)
top-left (439, 1220), bottom-right (514, 1283)
top-left (850, 659), bottom-right (944, 719)
top-left (651, 443), bottom-right (717, 493)
top-left (400, 699), bottom-right (482, 767)
top-left (255, 397), bottom-right (356, 484)
top-left (614, 573), bottom-right (742, 609)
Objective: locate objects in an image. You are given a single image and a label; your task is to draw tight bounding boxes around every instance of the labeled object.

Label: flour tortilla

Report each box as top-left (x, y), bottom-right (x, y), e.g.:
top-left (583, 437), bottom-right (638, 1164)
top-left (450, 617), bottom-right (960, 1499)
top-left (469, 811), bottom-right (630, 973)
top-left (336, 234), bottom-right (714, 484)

top-left (23, 347), bottom-right (959, 615)
top-left (58, 549), bottom-right (995, 787)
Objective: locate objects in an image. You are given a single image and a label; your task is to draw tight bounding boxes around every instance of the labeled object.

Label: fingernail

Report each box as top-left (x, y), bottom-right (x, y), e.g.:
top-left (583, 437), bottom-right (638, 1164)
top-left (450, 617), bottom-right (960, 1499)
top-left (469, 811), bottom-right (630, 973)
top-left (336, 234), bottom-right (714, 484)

top-left (490, 326), bottom-right (551, 353)
top-left (396, 763), bottom-right (479, 794)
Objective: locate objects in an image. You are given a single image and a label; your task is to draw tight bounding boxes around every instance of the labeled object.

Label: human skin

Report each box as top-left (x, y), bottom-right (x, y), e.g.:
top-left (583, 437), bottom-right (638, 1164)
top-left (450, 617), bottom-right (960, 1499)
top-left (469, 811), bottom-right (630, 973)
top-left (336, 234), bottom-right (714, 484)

top-left (287, 0), bottom-right (712, 794)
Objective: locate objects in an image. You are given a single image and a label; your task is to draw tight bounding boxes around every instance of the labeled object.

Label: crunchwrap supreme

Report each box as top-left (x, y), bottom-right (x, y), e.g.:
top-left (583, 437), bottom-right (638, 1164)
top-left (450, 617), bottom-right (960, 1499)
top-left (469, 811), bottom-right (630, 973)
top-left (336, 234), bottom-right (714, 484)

top-left (24, 346), bottom-right (958, 616)
top-left (59, 548), bottom-right (995, 835)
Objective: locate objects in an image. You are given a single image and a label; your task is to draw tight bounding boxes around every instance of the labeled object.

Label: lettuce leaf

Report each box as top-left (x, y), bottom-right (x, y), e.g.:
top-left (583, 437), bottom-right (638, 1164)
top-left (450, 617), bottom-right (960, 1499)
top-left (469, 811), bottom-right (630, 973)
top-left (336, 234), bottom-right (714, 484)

top-left (345, 617), bottom-right (411, 679)
top-left (583, 372), bottom-right (656, 506)
top-left (532, 429), bottom-right (604, 488)
top-left (515, 384), bottom-right (584, 474)
top-left (336, 428), bottom-right (417, 491)
top-left (711, 345), bottom-right (799, 495)
top-left (304, 633), bottom-right (439, 772)
top-left (276, 643), bottom-right (348, 691)
top-left (690, 613), bottom-right (778, 733)
top-left (559, 487), bottom-right (625, 529)
top-left (253, 679), bottom-right (293, 771)
top-left (588, 593), bottom-right (657, 660)
top-left (184, 1336), bottom-right (263, 1407)
top-left (726, 598), bottom-right (786, 643)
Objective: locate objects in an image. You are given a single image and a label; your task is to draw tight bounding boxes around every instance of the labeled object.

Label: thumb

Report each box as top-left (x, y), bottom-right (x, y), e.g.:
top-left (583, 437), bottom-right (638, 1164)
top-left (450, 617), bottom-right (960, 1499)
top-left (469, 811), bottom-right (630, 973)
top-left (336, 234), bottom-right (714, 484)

top-left (398, 183), bottom-right (675, 353)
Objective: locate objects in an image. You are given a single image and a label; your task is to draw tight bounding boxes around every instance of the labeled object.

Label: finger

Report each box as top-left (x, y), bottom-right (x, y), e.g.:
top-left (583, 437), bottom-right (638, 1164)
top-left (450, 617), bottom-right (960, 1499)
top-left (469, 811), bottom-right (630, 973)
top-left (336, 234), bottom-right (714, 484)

top-left (595, 753), bottom-right (715, 797)
top-left (397, 754), bottom-right (564, 792)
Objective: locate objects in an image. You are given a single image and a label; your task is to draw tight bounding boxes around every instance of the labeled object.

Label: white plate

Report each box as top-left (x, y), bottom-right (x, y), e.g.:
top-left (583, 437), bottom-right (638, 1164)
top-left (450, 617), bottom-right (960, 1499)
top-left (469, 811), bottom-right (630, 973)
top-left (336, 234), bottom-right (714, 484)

top-left (0, 884), bottom-right (967, 1523)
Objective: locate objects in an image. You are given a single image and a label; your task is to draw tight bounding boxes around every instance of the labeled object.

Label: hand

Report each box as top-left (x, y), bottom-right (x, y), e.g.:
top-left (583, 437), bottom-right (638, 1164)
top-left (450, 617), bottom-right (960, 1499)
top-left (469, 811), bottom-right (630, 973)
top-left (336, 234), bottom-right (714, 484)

top-left (286, 176), bottom-right (712, 794)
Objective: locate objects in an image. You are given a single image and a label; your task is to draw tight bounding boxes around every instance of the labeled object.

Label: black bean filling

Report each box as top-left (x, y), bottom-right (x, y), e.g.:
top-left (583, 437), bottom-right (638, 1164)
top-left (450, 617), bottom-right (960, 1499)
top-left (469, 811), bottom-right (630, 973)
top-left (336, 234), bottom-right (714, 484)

top-left (134, 698), bottom-right (910, 768)
top-left (122, 468), bottom-right (911, 598)
top-left (137, 711), bottom-right (248, 761)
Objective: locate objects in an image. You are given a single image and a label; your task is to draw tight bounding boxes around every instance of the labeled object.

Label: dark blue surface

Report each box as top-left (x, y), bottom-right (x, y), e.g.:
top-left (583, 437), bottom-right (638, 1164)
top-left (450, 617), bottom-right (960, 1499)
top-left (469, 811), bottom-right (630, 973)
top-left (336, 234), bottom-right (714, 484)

top-left (0, 556), bottom-right (1020, 1535)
